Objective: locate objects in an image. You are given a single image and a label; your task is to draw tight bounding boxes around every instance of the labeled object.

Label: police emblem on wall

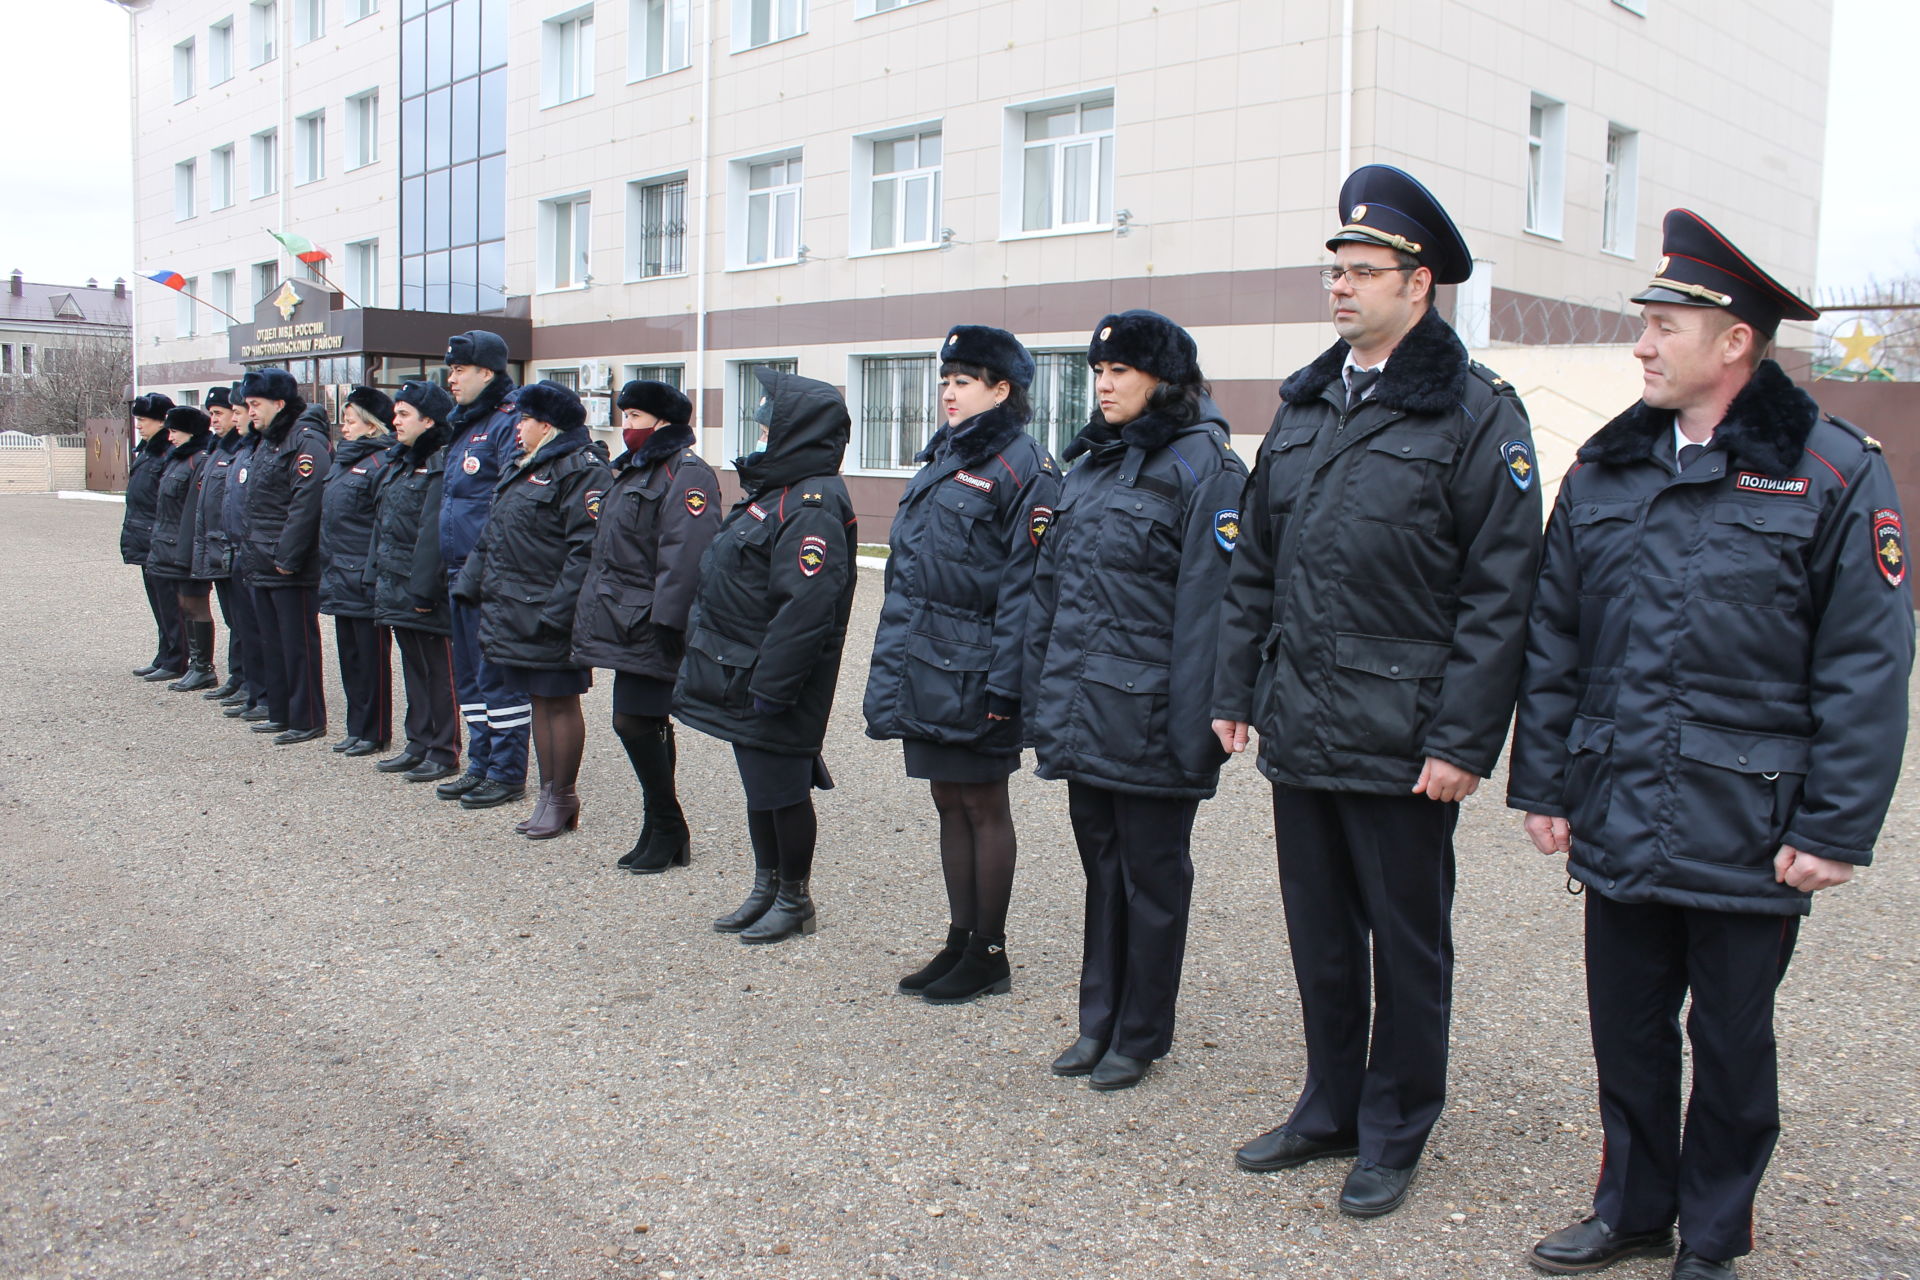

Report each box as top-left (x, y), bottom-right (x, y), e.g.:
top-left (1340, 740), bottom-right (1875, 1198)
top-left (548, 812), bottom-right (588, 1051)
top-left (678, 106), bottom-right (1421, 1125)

top-left (1874, 508), bottom-right (1906, 587)
top-left (584, 489), bottom-right (604, 520)
top-left (295, 453), bottom-right (316, 479)
top-left (798, 535), bottom-right (827, 578)
top-left (1029, 505), bottom-right (1054, 547)
top-left (1214, 508), bottom-right (1240, 552)
top-left (1501, 439), bottom-right (1535, 491)
top-left (684, 488), bottom-right (709, 518)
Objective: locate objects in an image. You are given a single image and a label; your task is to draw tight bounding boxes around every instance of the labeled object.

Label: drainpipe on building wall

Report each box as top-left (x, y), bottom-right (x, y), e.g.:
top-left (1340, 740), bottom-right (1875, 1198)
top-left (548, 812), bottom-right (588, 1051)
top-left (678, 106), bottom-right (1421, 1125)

top-left (1339, 0), bottom-right (1354, 180)
top-left (691, 0), bottom-right (718, 441)
top-left (126, 2), bottom-right (142, 400)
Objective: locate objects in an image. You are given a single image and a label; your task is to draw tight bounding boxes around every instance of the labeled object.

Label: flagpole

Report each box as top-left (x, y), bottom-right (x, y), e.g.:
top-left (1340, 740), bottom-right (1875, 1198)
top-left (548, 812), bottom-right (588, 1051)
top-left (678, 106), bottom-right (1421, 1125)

top-left (304, 263), bottom-right (361, 309)
top-left (264, 227), bottom-right (360, 308)
top-left (142, 276), bottom-right (241, 324)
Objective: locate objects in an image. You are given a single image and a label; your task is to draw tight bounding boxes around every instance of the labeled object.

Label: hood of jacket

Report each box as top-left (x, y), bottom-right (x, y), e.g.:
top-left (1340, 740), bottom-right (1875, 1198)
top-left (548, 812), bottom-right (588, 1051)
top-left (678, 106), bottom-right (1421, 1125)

top-left (1576, 358), bottom-right (1818, 475)
top-left (734, 370), bottom-right (850, 495)
top-left (451, 373), bottom-right (515, 431)
top-left (334, 434), bottom-right (390, 468)
top-left (261, 398), bottom-right (313, 445)
top-left (917, 402), bottom-right (1031, 469)
top-left (1277, 305), bottom-right (1469, 417)
top-left (502, 423), bottom-right (594, 487)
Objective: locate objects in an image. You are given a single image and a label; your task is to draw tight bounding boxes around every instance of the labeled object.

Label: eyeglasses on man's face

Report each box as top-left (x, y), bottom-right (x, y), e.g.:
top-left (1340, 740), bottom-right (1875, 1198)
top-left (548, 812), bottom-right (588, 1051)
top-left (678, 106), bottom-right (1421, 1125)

top-left (1320, 265), bottom-right (1416, 289)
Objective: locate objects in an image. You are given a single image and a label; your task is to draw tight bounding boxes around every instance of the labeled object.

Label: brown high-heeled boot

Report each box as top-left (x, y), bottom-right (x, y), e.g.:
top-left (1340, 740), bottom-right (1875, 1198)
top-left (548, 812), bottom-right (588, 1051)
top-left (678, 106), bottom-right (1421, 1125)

top-left (515, 783), bottom-right (553, 834)
top-left (523, 787), bottom-right (579, 839)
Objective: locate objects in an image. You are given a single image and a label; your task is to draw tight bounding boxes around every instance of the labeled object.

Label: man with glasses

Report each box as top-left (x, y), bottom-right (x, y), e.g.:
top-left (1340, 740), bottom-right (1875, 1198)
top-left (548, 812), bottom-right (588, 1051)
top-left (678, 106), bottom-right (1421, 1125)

top-left (1213, 165), bottom-right (1543, 1219)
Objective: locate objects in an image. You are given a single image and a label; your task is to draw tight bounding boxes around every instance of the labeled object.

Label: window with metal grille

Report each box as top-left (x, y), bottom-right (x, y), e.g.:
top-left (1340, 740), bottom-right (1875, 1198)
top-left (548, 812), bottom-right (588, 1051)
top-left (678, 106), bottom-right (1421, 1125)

top-left (1028, 351), bottom-right (1092, 462)
top-left (631, 175), bottom-right (687, 278)
top-left (625, 363), bottom-right (683, 388)
top-left (858, 355), bottom-right (937, 471)
top-left (734, 359), bottom-right (795, 459)
top-left (538, 368), bottom-right (580, 389)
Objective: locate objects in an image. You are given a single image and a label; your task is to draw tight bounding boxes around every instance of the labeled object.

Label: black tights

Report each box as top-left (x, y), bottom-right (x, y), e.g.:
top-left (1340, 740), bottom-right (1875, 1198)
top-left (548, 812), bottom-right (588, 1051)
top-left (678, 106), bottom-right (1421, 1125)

top-left (530, 693), bottom-right (585, 792)
top-left (929, 779), bottom-right (1017, 938)
top-left (177, 591), bottom-right (213, 624)
top-left (747, 800), bottom-right (817, 882)
top-left (612, 712), bottom-right (684, 828)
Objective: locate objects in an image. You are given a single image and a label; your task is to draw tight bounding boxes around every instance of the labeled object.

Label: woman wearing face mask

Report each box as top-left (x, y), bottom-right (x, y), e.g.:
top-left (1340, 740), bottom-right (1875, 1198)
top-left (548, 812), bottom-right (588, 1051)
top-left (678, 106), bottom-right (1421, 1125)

top-left (365, 380), bottom-right (460, 783)
top-left (1025, 310), bottom-right (1248, 1091)
top-left (454, 380), bottom-right (614, 838)
top-left (863, 326), bottom-right (1060, 1004)
top-left (319, 387), bottom-right (396, 757)
top-left (675, 368), bottom-right (857, 944)
top-left (572, 380), bottom-right (720, 874)
top-left (123, 392), bottom-right (184, 682)
top-left (145, 404), bottom-right (220, 693)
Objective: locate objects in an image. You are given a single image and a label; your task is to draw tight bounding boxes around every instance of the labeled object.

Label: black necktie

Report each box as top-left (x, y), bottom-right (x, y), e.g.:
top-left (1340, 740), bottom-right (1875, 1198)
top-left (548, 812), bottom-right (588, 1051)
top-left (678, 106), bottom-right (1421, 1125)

top-left (1346, 367), bottom-right (1380, 412)
top-left (1678, 442), bottom-right (1706, 471)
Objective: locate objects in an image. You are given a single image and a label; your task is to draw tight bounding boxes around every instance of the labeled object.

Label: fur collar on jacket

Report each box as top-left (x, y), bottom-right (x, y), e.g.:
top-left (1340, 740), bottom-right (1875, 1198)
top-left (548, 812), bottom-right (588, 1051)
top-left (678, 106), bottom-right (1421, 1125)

top-left (451, 374), bottom-right (514, 429)
top-left (620, 423), bottom-right (697, 470)
top-left (167, 431), bottom-right (208, 463)
top-left (261, 399), bottom-right (310, 445)
top-left (400, 423), bottom-right (450, 467)
top-left (919, 402), bottom-right (1030, 468)
top-left (1278, 306), bottom-right (1468, 417)
top-left (1577, 359), bottom-right (1818, 475)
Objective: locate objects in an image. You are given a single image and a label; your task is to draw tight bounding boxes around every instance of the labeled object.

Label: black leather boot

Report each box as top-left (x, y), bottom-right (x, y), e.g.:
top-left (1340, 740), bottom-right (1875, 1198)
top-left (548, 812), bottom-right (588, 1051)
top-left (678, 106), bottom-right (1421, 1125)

top-left (202, 673), bottom-right (243, 700)
top-left (740, 878), bottom-right (816, 944)
top-left (897, 926), bottom-right (969, 995)
top-left (713, 869), bottom-right (778, 933)
top-left (169, 623), bottom-right (218, 692)
top-left (921, 933), bottom-right (1012, 1004)
top-left (627, 821), bottom-right (691, 874)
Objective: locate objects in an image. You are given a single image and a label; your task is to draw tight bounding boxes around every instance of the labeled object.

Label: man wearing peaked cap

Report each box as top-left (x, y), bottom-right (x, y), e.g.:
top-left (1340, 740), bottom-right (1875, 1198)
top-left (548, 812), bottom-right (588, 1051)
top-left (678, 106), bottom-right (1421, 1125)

top-left (1509, 211), bottom-right (1913, 1280)
top-left (1213, 165), bottom-right (1543, 1218)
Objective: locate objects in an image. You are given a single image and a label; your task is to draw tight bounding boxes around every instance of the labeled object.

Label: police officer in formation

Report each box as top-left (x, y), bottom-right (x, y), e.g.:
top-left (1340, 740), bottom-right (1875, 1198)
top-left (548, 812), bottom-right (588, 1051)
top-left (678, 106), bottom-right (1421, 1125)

top-left (193, 385), bottom-right (250, 704)
top-left (572, 379), bottom-right (719, 873)
top-left (367, 379), bottom-right (461, 783)
top-left (319, 387), bottom-right (395, 756)
top-left (123, 392), bottom-right (184, 682)
top-left (1028, 310), bottom-right (1247, 1091)
top-left (240, 368), bottom-right (334, 743)
top-left (221, 389), bottom-right (270, 721)
top-left (1509, 211), bottom-right (1913, 1280)
top-left (455, 380), bottom-right (613, 838)
top-left (145, 404), bottom-right (221, 692)
top-left (864, 325), bottom-right (1060, 1005)
top-left (438, 332), bottom-right (531, 810)
top-left (676, 368), bottom-right (858, 944)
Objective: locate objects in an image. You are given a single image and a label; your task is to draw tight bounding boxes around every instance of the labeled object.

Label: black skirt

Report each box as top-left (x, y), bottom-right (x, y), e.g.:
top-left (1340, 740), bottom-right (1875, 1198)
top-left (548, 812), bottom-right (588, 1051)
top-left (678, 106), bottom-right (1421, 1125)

top-left (732, 744), bottom-right (834, 810)
top-left (902, 738), bottom-right (1019, 782)
top-left (612, 670), bottom-right (675, 717)
top-left (501, 664), bottom-right (593, 697)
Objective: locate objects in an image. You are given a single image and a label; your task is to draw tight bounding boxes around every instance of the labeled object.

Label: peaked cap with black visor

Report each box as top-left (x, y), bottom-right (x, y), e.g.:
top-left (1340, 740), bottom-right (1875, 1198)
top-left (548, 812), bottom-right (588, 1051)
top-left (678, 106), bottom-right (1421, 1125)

top-left (1325, 164), bottom-right (1473, 286)
top-left (1631, 208), bottom-right (1820, 338)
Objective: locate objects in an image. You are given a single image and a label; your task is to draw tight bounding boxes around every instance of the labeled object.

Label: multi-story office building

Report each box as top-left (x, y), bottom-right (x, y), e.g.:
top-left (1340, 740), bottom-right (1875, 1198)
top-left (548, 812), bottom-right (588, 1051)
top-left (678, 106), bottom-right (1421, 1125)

top-left (124, 0), bottom-right (1832, 524)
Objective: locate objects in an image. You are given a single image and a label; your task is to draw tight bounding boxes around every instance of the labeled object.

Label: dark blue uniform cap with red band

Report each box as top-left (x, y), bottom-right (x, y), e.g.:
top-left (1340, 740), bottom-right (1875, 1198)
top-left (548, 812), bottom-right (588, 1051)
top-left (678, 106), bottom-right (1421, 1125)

top-left (1325, 164), bottom-right (1474, 286)
top-left (1631, 208), bottom-right (1820, 338)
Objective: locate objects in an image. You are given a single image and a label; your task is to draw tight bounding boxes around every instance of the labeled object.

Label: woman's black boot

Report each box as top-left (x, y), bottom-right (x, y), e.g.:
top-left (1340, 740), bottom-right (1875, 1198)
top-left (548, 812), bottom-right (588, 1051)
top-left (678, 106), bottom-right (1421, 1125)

top-left (740, 878), bottom-right (816, 943)
top-left (897, 926), bottom-right (969, 994)
top-left (713, 869), bottom-right (778, 933)
top-left (921, 934), bottom-right (1011, 1004)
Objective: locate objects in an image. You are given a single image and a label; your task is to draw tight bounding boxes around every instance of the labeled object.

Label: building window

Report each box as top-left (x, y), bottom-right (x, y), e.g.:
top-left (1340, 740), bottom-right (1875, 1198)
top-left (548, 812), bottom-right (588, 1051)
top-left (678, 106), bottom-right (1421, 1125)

top-left (627, 173), bottom-right (687, 278)
top-left (543, 7), bottom-right (596, 106)
top-left (346, 90), bottom-right (378, 168)
top-left (294, 0), bottom-right (324, 44)
top-left (174, 38), bottom-right (196, 101)
top-left (250, 0), bottom-right (277, 65)
top-left (1, 346), bottom-right (11, 377)
top-left (731, 152), bottom-right (802, 268)
top-left (251, 128), bottom-right (279, 197)
top-left (253, 259), bottom-right (280, 304)
top-left (211, 269), bottom-right (236, 331)
top-left (399, 0), bottom-right (508, 312)
top-left (858, 355), bottom-right (937, 471)
top-left (19, 345), bottom-right (33, 376)
top-left (347, 0), bottom-right (376, 20)
top-left (624, 362), bottom-right (684, 388)
top-left (208, 19), bottom-right (234, 84)
top-left (1525, 93), bottom-right (1566, 239)
top-left (857, 126), bottom-right (940, 253)
top-left (177, 389), bottom-right (201, 407)
top-left (345, 239), bottom-right (378, 305)
top-left (1029, 350), bottom-right (1093, 461)
top-left (210, 144), bottom-right (235, 208)
top-left (630, 0), bottom-right (689, 78)
top-left (540, 193), bottom-right (592, 290)
top-left (860, 0), bottom-right (928, 13)
top-left (735, 0), bottom-right (804, 50)
top-left (733, 359), bottom-right (797, 457)
top-left (1010, 94), bottom-right (1114, 235)
top-left (295, 110), bottom-right (326, 184)
top-left (538, 368), bottom-right (581, 390)
top-left (1601, 124), bottom-right (1639, 258)
top-left (177, 277), bottom-right (200, 339)
top-left (174, 160), bottom-right (197, 221)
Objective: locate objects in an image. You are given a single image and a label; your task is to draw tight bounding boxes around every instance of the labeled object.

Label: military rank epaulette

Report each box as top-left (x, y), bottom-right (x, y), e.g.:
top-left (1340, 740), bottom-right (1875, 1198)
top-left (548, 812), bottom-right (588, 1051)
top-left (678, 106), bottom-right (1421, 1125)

top-left (801, 490), bottom-right (825, 506)
top-left (1469, 361), bottom-right (1516, 395)
top-left (1827, 415), bottom-right (1882, 453)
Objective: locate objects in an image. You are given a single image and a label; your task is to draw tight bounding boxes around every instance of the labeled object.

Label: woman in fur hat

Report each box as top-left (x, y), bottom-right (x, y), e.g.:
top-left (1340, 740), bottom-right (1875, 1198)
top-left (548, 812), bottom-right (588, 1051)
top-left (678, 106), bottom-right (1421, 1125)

top-left (862, 325), bottom-right (1060, 1004)
top-left (123, 392), bottom-right (184, 681)
top-left (319, 387), bottom-right (397, 756)
top-left (571, 379), bottom-right (720, 874)
top-left (145, 404), bottom-right (220, 692)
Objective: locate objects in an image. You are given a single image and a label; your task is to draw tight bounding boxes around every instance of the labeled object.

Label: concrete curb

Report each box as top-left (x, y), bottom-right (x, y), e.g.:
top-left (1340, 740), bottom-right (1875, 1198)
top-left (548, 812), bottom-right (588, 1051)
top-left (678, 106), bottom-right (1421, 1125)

top-left (56, 491), bottom-right (125, 503)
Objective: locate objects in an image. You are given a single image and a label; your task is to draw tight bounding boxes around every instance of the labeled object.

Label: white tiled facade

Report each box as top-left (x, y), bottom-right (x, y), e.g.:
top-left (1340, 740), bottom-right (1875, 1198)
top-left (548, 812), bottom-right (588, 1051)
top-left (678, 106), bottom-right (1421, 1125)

top-left (128, 0), bottom-right (1832, 504)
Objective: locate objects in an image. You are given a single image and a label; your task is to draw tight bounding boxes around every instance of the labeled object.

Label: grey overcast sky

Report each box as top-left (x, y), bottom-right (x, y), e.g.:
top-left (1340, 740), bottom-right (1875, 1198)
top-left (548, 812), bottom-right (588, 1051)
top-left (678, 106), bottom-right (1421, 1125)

top-left (1, 0), bottom-right (1913, 297)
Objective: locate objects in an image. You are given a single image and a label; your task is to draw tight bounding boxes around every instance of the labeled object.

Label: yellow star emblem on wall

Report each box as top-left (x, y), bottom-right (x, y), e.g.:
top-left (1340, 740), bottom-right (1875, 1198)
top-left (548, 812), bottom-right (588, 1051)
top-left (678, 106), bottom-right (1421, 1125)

top-left (272, 281), bottom-right (302, 322)
top-left (1832, 320), bottom-right (1885, 371)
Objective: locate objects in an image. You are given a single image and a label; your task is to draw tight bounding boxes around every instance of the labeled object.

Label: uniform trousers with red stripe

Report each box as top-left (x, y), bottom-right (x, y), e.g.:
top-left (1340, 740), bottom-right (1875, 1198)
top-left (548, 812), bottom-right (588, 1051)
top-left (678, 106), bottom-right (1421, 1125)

top-left (1584, 889), bottom-right (1801, 1261)
top-left (254, 584), bottom-right (327, 731)
top-left (394, 626), bottom-right (459, 769)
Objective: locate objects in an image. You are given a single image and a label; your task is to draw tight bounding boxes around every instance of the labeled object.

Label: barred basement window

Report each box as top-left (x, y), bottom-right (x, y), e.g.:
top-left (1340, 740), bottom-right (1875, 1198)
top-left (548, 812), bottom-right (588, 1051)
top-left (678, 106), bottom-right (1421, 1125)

top-left (858, 355), bottom-right (937, 471)
top-left (1028, 351), bottom-right (1093, 462)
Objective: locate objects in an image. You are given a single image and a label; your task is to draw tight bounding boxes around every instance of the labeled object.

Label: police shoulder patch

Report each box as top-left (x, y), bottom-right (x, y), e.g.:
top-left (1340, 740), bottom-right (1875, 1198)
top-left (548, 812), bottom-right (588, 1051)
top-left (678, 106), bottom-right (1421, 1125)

top-left (1214, 508), bottom-right (1241, 552)
top-left (1501, 439), bottom-right (1535, 491)
top-left (1028, 505), bottom-right (1054, 547)
top-left (798, 534), bottom-right (828, 578)
top-left (684, 487), bottom-right (709, 518)
top-left (1873, 508), bottom-right (1906, 587)
top-left (584, 488), bottom-right (604, 520)
top-left (295, 453), bottom-right (316, 479)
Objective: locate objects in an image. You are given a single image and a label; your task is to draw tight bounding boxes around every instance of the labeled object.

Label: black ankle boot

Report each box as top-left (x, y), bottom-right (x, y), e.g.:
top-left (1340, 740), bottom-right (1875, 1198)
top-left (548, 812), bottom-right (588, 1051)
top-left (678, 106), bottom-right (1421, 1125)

top-left (628, 820), bottom-right (690, 874)
top-left (740, 878), bottom-right (816, 944)
top-left (168, 622), bottom-right (218, 692)
top-left (713, 869), bottom-right (778, 933)
top-left (898, 926), bottom-right (970, 994)
top-left (922, 934), bottom-right (1012, 1004)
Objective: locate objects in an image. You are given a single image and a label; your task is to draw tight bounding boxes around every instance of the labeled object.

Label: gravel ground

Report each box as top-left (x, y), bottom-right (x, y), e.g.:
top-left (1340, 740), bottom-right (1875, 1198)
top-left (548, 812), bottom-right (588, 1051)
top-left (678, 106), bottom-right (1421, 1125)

top-left (1, 492), bottom-right (1915, 1280)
